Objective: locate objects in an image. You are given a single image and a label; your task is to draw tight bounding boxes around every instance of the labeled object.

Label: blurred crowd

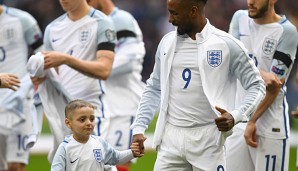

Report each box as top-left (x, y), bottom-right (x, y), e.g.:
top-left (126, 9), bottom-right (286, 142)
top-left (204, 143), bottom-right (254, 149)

top-left (4, 0), bottom-right (298, 126)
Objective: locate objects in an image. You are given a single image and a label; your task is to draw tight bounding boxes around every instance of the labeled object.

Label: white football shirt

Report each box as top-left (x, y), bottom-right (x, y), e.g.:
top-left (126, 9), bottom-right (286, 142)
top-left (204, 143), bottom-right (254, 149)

top-left (230, 10), bottom-right (298, 139)
top-left (44, 8), bottom-right (115, 117)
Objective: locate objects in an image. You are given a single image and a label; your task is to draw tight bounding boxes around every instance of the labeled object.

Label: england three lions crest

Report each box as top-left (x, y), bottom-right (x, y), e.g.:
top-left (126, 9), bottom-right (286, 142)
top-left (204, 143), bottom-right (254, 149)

top-left (93, 149), bottom-right (102, 163)
top-left (207, 50), bottom-right (222, 67)
top-left (262, 38), bottom-right (277, 55)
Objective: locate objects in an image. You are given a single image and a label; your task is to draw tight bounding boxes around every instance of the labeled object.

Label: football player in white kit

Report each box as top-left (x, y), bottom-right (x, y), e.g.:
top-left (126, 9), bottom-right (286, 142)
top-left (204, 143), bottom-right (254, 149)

top-left (87, 0), bottom-right (145, 171)
top-left (130, 0), bottom-right (266, 170)
top-left (51, 99), bottom-right (143, 171)
top-left (30, 0), bottom-right (116, 163)
top-left (0, 3), bottom-right (43, 171)
top-left (225, 0), bottom-right (298, 170)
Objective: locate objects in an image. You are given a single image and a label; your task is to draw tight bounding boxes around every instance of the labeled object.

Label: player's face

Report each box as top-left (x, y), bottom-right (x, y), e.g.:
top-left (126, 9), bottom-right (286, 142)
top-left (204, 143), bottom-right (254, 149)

top-left (65, 107), bottom-right (95, 140)
top-left (167, 0), bottom-right (193, 35)
top-left (247, 0), bottom-right (269, 19)
top-left (59, 0), bottom-right (84, 12)
top-left (87, 0), bottom-right (103, 11)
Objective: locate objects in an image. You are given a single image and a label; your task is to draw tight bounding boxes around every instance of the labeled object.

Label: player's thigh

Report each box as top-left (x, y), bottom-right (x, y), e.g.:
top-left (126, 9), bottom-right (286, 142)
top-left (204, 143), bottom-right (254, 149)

top-left (255, 136), bottom-right (289, 171)
top-left (105, 116), bottom-right (134, 150)
top-left (0, 134), bottom-right (7, 170)
top-left (186, 124), bottom-right (225, 171)
top-left (6, 100), bottom-right (33, 165)
top-left (225, 127), bottom-right (255, 171)
top-left (153, 124), bottom-right (192, 171)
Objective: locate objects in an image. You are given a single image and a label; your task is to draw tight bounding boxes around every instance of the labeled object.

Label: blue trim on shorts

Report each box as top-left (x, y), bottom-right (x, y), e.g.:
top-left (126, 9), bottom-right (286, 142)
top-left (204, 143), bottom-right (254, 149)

top-left (281, 138), bottom-right (286, 171)
top-left (98, 80), bottom-right (105, 118)
top-left (97, 117), bottom-right (101, 136)
top-left (281, 87), bottom-right (288, 139)
top-left (128, 116), bottom-right (134, 149)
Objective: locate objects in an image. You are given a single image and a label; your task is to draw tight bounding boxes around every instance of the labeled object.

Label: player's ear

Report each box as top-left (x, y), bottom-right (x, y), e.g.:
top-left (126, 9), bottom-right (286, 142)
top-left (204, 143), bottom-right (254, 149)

top-left (65, 118), bottom-right (71, 129)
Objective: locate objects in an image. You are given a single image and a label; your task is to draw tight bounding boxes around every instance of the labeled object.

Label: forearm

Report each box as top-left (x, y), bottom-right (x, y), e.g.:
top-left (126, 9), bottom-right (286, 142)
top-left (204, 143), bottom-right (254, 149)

top-left (65, 51), bottom-right (114, 80)
top-left (118, 150), bottom-right (134, 164)
top-left (250, 87), bottom-right (280, 123)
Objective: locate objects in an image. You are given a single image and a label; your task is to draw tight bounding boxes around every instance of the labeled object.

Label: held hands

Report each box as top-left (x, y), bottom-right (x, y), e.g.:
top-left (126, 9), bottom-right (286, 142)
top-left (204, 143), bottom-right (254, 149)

top-left (0, 73), bottom-right (20, 91)
top-left (244, 121), bottom-right (257, 147)
top-left (130, 142), bottom-right (144, 158)
top-left (214, 106), bottom-right (234, 132)
top-left (131, 134), bottom-right (147, 157)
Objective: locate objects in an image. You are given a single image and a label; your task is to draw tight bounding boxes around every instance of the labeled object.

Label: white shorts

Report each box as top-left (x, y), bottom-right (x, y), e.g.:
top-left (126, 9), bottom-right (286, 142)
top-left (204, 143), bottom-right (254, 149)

top-left (0, 99), bottom-right (33, 170)
top-left (225, 125), bottom-right (256, 171)
top-left (255, 136), bottom-right (289, 171)
top-left (225, 125), bottom-right (289, 171)
top-left (105, 116), bottom-right (134, 150)
top-left (154, 123), bottom-right (225, 171)
top-left (94, 116), bottom-right (110, 140)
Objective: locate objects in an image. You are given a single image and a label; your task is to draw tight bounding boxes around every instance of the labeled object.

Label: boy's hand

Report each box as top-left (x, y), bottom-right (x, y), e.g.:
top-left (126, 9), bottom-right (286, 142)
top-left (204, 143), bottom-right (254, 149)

top-left (130, 142), bottom-right (144, 158)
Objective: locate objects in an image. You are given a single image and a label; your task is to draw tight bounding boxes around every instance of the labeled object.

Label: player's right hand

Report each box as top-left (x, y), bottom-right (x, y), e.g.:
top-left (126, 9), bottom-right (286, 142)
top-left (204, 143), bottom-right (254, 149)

top-left (130, 142), bottom-right (144, 158)
top-left (244, 121), bottom-right (257, 148)
top-left (132, 134), bottom-right (147, 156)
top-left (0, 73), bottom-right (20, 91)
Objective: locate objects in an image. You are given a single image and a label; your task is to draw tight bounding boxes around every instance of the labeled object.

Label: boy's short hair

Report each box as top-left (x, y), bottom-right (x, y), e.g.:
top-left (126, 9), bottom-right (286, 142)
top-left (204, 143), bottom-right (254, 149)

top-left (65, 99), bottom-right (95, 118)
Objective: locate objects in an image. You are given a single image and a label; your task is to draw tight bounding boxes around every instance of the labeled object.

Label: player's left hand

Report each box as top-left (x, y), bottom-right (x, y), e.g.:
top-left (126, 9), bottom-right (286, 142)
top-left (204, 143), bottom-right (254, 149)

top-left (214, 106), bottom-right (234, 131)
top-left (43, 51), bottom-right (68, 69)
top-left (244, 121), bottom-right (257, 147)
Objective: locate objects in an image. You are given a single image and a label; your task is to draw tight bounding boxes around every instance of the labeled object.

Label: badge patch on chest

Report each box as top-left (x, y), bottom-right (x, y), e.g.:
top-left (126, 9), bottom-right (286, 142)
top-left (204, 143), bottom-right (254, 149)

top-left (79, 29), bottom-right (90, 44)
top-left (207, 50), bottom-right (222, 67)
top-left (262, 38), bottom-right (277, 55)
top-left (93, 149), bottom-right (102, 162)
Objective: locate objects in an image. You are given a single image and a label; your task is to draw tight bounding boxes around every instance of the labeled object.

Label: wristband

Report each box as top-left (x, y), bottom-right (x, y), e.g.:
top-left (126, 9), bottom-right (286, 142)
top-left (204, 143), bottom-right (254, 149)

top-left (0, 78), bottom-right (2, 87)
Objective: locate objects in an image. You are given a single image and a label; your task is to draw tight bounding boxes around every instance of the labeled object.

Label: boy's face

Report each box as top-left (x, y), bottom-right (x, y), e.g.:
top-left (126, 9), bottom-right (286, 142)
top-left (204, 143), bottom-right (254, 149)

top-left (65, 107), bottom-right (95, 138)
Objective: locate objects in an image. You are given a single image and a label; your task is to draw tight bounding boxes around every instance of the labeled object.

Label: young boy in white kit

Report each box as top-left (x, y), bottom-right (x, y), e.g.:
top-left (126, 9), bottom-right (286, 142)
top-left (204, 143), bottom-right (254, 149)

top-left (51, 99), bottom-right (143, 171)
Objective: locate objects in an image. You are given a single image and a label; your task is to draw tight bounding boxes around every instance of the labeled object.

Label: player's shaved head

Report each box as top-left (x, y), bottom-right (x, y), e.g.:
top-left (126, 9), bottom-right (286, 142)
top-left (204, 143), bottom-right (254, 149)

top-left (65, 99), bottom-right (95, 119)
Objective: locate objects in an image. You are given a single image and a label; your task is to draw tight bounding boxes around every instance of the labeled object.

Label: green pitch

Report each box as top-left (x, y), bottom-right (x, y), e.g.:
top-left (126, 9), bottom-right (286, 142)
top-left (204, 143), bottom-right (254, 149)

top-left (26, 147), bottom-right (296, 171)
top-left (27, 115), bottom-right (298, 170)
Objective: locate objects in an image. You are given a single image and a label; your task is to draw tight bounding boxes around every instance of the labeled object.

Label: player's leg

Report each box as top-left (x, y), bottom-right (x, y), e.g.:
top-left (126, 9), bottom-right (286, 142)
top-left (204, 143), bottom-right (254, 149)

top-left (153, 123), bottom-right (193, 171)
top-left (186, 124), bottom-right (225, 171)
top-left (255, 136), bottom-right (290, 171)
top-left (0, 134), bottom-right (7, 171)
top-left (6, 96), bottom-right (34, 171)
top-left (225, 124), bottom-right (255, 171)
top-left (6, 120), bottom-right (31, 171)
top-left (105, 116), bottom-right (135, 171)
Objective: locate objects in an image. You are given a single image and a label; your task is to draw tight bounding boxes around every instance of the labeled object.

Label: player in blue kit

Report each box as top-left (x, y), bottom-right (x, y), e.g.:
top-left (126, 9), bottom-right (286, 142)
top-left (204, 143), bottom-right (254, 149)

top-left (0, 3), bottom-right (43, 171)
top-left (225, 0), bottom-right (298, 170)
top-left (87, 0), bottom-right (146, 170)
top-left (130, 0), bottom-right (265, 170)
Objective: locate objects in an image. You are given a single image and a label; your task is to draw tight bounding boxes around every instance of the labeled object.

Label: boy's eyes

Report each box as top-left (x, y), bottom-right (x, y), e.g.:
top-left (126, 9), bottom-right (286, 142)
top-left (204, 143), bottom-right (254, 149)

top-left (78, 116), bottom-right (95, 122)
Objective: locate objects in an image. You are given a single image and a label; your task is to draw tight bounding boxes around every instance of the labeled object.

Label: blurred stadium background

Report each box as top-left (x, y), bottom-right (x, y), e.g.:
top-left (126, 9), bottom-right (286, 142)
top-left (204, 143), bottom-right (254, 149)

top-left (2, 0), bottom-right (298, 170)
